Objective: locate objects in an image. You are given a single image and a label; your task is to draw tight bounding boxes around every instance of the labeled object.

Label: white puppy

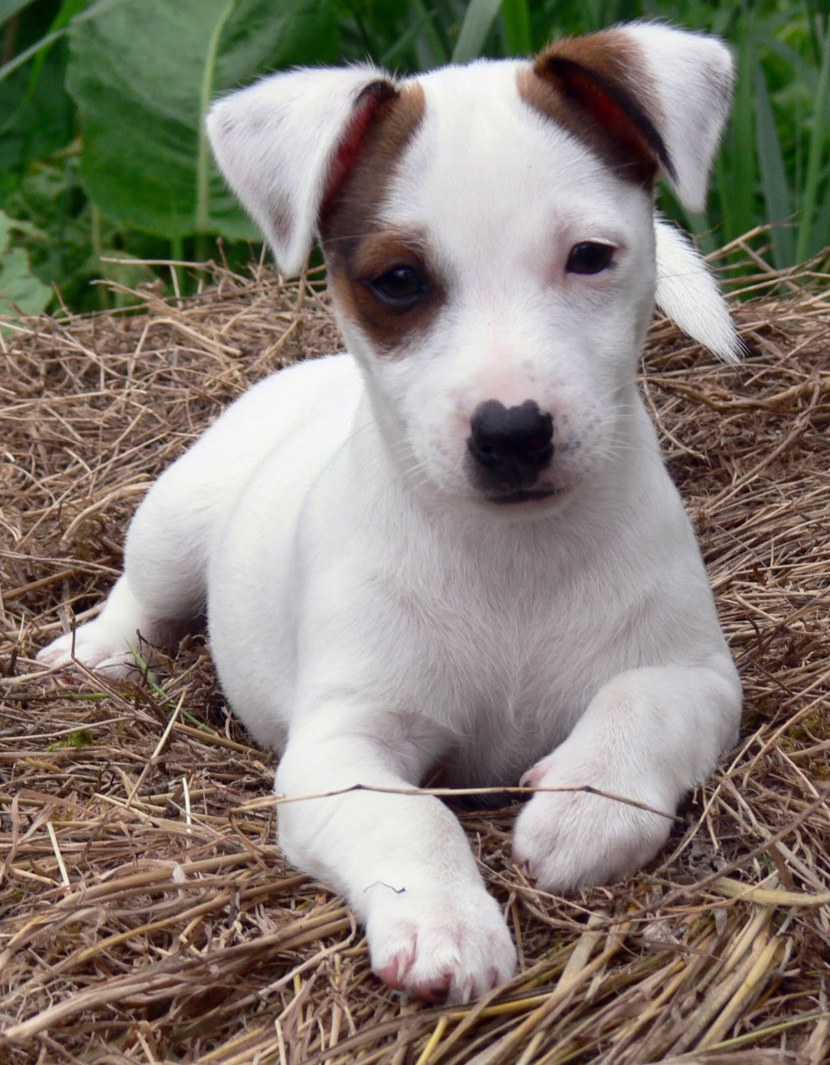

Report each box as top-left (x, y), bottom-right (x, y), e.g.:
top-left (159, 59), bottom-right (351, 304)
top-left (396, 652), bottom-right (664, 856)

top-left (39, 22), bottom-right (742, 1004)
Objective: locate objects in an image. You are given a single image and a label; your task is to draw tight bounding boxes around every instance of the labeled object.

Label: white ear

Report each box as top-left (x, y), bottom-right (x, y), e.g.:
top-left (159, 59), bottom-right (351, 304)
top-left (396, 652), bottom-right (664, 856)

top-left (617, 23), bottom-right (734, 211)
top-left (207, 65), bottom-right (395, 276)
top-left (654, 218), bottom-right (742, 363)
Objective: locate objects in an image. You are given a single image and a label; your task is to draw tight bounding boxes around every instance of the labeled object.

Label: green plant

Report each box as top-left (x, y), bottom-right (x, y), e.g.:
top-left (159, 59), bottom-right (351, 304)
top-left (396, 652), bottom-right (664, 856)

top-left (0, 208), bottom-right (52, 317)
top-left (1, 0), bottom-right (827, 315)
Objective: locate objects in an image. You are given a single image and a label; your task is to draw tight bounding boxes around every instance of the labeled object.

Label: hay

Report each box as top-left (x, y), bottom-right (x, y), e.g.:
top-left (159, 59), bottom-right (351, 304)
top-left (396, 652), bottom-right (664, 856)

top-left (1, 246), bottom-right (829, 1064)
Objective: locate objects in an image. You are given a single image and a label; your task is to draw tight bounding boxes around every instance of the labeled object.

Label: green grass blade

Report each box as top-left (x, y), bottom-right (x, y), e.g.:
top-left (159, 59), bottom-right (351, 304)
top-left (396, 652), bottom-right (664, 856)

top-left (28, 0), bottom-right (93, 94)
top-left (659, 186), bottom-right (717, 257)
top-left (0, 0), bottom-right (125, 81)
top-left (379, 13), bottom-right (441, 69)
top-left (753, 54), bottom-right (795, 267)
top-left (452, 0), bottom-right (502, 63)
top-left (719, 29), bottom-right (757, 246)
top-left (0, 26), bottom-right (65, 80)
top-left (795, 21), bottom-right (830, 264)
top-left (501, 0), bottom-right (532, 55)
top-left (408, 0), bottom-right (452, 66)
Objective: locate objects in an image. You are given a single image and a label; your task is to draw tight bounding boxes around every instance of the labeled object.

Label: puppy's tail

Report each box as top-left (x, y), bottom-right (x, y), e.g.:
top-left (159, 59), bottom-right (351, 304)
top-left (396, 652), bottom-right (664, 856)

top-left (654, 218), bottom-right (744, 364)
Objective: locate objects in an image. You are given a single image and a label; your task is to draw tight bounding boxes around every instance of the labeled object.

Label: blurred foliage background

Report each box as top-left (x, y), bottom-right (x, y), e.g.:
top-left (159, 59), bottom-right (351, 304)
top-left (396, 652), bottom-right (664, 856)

top-left (1, 0), bottom-right (828, 317)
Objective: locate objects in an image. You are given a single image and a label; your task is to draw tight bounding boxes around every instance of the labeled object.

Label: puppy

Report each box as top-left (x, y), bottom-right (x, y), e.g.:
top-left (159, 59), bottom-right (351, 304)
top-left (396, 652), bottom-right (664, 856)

top-left (39, 22), bottom-right (742, 1004)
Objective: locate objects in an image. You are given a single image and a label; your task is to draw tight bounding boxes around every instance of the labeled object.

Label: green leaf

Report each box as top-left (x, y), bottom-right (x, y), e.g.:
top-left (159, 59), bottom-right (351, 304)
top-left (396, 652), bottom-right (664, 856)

top-left (0, 244), bottom-right (52, 317)
top-left (0, 209), bottom-right (45, 252)
top-left (67, 0), bottom-right (339, 240)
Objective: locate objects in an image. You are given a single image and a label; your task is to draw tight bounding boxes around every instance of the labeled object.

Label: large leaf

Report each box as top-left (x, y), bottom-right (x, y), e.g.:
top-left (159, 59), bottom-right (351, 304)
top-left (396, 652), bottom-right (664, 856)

top-left (0, 211), bottom-right (52, 318)
top-left (67, 0), bottom-right (339, 240)
top-left (0, 245), bottom-right (53, 317)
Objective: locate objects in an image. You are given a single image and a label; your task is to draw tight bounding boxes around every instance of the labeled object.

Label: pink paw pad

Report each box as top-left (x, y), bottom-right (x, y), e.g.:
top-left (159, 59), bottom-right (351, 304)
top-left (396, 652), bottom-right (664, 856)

top-left (519, 756), bottom-right (553, 788)
top-left (411, 972), bottom-right (452, 1003)
top-left (374, 948), bottom-right (453, 1002)
top-left (374, 940), bottom-right (416, 991)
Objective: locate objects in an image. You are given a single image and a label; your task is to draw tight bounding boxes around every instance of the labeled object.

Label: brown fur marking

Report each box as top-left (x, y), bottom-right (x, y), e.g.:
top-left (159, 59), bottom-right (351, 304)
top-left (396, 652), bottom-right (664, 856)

top-left (322, 83), bottom-right (441, 357)
top-left (519, 30), bottom-right (670, 190)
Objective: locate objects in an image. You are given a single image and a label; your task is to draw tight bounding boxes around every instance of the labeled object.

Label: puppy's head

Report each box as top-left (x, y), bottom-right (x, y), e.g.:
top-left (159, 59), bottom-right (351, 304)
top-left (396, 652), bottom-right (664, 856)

top-left (208, 24), bottom-right (734, 511)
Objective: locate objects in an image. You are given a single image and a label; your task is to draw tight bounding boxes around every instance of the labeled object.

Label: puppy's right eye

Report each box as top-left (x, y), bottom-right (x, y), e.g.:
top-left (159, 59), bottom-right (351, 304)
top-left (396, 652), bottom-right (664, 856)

top-left (566, 241), bottom-right (615, 275)
top-left (367, 266), bottom-right (427, 310)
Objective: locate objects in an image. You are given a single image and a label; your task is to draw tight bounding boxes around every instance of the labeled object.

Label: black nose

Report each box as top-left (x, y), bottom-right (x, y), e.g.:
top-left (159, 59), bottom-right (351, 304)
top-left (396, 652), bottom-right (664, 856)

top-left (467, 400), bottom-right (553, 484)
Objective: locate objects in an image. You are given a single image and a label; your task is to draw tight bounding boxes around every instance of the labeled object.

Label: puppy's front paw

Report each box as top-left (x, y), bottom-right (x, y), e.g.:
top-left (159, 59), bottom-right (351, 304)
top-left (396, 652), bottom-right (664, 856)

top-left (365, 884), bottom-right (516, 1003)
top-left (513, 753), bottom-right (673, 892)
top-left (37, 621), bottom-right (141, 678)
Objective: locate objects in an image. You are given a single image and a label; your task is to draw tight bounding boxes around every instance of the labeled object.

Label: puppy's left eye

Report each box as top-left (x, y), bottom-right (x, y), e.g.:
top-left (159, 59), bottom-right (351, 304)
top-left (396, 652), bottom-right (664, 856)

top-left (367, 266), bottom-right (427, 310)
top-left (566, 241), bottom-right (615, 275)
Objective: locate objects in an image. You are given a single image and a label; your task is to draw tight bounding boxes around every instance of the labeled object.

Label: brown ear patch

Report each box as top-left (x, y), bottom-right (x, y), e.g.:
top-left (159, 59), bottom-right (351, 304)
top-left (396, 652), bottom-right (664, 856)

top-left (520, 30), bottom-right (673, 190)
top-left (321, 83), bottom-right (435, 357)
top-left (323, 80), bottom-right (400, 208)
top-left (320, 82), bottom-right (425, 247)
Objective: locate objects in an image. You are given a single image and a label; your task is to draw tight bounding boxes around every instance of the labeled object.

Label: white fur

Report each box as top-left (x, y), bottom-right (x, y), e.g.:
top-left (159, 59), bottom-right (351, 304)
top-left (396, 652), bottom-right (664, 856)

top-left (207, 64), bottom-right (387, 276)
top-left (39, 24), bottom-right (742, 1005)
top-left (654, 218), bottom-right (743, 362)
top-left (617, 23), bottom-right (734, 211)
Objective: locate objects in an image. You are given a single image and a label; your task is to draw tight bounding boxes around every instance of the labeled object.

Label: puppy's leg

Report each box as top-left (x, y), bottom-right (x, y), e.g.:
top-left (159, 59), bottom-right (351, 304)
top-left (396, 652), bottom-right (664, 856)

top-left (37, 454), bottom-right (216, 676)
top-left (37, 574), bottom-right (169, 677)
top-left (38, 360), bottom-right (358, 676)
top-left (276, 713), bottom-right (517, 1003)
top-left (513, 663), bottom-right (741, 891)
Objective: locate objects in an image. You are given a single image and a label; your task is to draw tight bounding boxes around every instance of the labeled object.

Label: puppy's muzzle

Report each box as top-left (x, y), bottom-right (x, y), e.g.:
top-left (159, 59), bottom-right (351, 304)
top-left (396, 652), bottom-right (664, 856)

top-left (467, 400), bottom-right (554, 500)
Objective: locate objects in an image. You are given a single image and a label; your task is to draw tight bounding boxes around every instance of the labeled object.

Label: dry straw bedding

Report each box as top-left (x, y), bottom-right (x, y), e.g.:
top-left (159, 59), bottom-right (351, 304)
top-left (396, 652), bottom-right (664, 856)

top-left (0, 251), bottom-right (829, 1064)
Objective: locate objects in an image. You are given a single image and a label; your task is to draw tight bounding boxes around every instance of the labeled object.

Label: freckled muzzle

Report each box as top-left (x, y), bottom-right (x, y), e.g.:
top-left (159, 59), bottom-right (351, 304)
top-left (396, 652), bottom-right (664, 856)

top-left (467, 400), bottom-right (554, 500)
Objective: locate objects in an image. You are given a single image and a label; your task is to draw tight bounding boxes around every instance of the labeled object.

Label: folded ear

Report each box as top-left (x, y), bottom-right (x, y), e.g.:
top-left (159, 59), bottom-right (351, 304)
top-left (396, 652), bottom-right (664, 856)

top-left (532, 22), bottom-right (734, 210)
top-left (207, 66), bottom-right (398, 276)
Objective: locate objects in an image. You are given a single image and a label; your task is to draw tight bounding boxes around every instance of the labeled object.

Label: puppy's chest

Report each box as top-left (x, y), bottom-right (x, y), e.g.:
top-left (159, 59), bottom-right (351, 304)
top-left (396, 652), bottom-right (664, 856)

top-left (376, 549), bottom-right (604, 719)
top-left (374, 571), bottom-right (592, 783)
